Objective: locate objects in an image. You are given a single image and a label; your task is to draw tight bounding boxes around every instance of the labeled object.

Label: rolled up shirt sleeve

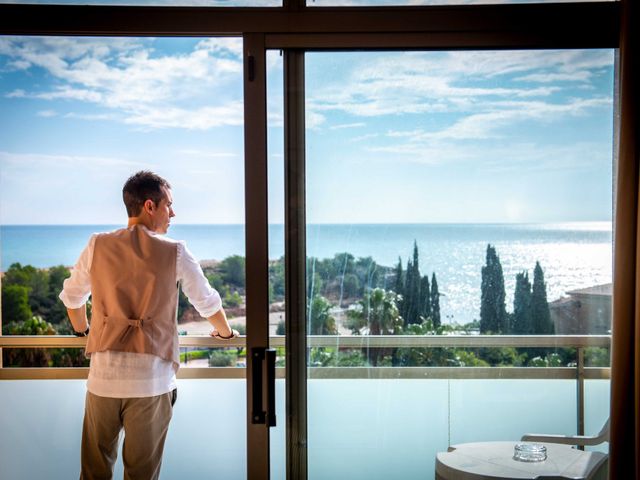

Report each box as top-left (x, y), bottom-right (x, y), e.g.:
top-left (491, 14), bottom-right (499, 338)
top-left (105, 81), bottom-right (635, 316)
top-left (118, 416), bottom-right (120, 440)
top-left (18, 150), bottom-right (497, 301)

top-left (59, 234), bottom-right (97, 309)
top-left (177, 242), bottom-right (222, 318)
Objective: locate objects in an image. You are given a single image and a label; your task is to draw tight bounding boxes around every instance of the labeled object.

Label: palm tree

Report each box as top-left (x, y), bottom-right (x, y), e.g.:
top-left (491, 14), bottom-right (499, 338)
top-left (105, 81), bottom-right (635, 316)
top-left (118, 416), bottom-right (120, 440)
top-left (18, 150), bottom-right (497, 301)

top-left (307, 295), bottom-right (338, 335)
top-left (346, 288), bottom-right (402, 365)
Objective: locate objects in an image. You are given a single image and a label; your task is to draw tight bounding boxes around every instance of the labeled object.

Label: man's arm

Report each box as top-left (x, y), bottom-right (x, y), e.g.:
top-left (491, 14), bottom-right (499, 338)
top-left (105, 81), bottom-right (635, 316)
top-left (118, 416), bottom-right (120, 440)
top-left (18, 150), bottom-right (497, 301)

top-left (207, 308), bottom-right (238, 339)
top-left (67, 305), bottom-right (90, 335)
top-left (59, 235), bottom-right (96, 335)
top-left (177, 242), bottom-right (238, 339)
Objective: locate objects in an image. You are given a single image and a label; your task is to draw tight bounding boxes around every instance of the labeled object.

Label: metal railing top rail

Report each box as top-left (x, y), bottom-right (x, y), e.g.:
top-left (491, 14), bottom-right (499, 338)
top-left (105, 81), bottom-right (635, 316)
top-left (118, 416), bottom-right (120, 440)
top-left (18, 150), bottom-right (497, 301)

top-left (0, 366), bottom-right (610, 381)
top-left (0, 334), bottom-right (612, 349)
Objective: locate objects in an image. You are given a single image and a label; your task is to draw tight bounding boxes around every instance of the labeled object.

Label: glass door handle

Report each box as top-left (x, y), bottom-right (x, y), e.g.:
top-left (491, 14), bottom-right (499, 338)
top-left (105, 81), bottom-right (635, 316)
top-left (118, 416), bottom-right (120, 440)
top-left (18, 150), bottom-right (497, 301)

top-left (251, 347), bottom-right (277, 427)
top-left (266, 348), bottom-right (276, 427)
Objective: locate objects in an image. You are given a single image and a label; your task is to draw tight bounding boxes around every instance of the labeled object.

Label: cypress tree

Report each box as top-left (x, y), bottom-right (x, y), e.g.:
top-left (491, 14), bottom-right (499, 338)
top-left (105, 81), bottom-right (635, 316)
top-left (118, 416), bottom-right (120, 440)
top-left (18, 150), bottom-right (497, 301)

top-left (402, 258), bottom-right (413, 324)
top-left (420, 275), bottom-right (431, 320)
top-left (480, 244), bottom-right (507, 334)
top-left (394, 257), bottom-right (404, 298)
top-left (400, 242), bottom-right (424, 325)
top-left (512, 271), bottom-right (532, 335)
top-left (531, 262), bottom-right (554, 334)
top-left (430, 272), bottom-right (441, 328)
top-left (407, 242), bottom-right (421, 324)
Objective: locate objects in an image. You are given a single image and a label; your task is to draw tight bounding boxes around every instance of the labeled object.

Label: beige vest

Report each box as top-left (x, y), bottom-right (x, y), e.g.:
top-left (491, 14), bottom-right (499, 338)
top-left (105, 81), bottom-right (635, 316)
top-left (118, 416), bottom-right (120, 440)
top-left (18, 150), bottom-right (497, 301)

top-left (86, 225), bottom-right (180, 367)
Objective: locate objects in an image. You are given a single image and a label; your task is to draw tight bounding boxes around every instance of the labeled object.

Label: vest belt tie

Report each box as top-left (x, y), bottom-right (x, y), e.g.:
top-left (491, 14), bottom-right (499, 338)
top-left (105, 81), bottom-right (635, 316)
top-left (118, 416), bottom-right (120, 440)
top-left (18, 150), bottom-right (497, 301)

top-left (118, 318), bottom-right (144, 344)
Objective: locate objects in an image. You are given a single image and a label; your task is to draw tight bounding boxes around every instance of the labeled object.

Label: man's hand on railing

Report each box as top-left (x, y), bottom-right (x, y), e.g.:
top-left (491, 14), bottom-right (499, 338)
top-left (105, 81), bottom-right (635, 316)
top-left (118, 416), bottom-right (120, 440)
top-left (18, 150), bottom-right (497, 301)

top-left (210, 329), bottom-right (240, 340)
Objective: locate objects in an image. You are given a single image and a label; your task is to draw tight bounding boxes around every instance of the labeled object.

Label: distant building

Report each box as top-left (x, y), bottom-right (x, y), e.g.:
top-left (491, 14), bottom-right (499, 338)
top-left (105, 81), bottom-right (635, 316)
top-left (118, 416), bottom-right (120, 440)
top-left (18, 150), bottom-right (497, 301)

top-left (549, 283), bottom-right (612, 335)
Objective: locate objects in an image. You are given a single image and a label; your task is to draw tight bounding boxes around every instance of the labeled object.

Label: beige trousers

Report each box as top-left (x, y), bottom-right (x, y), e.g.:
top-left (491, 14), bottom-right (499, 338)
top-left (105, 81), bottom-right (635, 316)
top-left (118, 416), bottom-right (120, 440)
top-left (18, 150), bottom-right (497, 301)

top-left (80, 389), bottom-right (177, 480)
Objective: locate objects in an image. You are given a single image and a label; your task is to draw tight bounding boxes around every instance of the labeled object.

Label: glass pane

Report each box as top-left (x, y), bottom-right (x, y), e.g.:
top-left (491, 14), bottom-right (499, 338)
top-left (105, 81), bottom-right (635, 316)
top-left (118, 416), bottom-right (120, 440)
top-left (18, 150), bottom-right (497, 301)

top-left (0, 379), bottom-right (248, 478)
top-left (305, 49), bottom-right (613, 480)
top-left (1, 0), bottom-right (280, 6)
top-left (0, 36), bottom-right (246, 373)
top-left (267, 49), bottom-right (286, 480)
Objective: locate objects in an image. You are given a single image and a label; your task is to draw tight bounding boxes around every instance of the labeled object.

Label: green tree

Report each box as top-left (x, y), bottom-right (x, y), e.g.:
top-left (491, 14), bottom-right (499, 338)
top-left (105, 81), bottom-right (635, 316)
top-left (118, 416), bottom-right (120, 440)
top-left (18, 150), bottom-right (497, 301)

top-left (401, 242), bottom-right (422, 325)
top-left (47, 265), bottom-right (71, 326)
top-left (477, 347), bottom-right (523, 366)
top-left (393, 257), bottom-right (404, 298)
top-left (341, 273), bottom-right (360, 300)
top-left (480, 244), bottom-right (508, 334)
top-left (420, 275), bottom-right (431, 320)
top-left (512, 271), bottom-right (532, 334)
top-left (3, 263), bottom-right (72, 327)
top-left (269, 257), bottom-right (285, 301)
top-left (220, 255), bottom-right (245, 288)
top-left (531, 261), bottom-right (554, 334)
top-left (408, 242), bottom-right (421, 324)
top-left (2, 316), bottom-right (57, 367)
top-left (345, 288), bottom-right (402, 365)
top-left (307, 295), bottom-right (338, 335)
top-left (430, 272), bottom-right (441, 328)
top-left (2, 284), bottom-right (33, 329)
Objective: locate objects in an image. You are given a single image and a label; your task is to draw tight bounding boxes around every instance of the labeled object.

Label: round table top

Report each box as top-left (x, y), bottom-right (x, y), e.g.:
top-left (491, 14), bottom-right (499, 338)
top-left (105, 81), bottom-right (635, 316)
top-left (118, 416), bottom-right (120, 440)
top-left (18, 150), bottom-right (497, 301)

top-left (436, 441), bottom-right (607, 480)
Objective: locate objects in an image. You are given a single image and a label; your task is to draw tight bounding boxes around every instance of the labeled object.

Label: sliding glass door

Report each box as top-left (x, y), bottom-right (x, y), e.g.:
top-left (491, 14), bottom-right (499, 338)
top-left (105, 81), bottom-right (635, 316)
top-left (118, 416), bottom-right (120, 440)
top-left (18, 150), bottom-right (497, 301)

top-left (299, 48), bottom-right (614, 480)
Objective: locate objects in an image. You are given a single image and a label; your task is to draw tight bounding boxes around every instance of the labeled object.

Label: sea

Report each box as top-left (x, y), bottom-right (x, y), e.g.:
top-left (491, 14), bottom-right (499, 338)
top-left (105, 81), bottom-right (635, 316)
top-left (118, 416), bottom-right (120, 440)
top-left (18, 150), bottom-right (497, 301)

top-left (0, 222), bottom-right (612, 324)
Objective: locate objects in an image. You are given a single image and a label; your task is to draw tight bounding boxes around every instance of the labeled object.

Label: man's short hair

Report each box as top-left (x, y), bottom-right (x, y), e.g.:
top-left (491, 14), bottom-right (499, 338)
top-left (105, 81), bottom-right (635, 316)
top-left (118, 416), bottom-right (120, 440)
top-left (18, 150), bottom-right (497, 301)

top-left (122, 171), bottom-right (171, 217)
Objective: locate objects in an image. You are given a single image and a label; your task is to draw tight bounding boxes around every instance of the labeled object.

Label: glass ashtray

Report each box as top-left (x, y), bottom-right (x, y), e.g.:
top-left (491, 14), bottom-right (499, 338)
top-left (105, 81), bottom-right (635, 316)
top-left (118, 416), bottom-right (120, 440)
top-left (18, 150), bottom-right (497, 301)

top-left (513, 443), bottom-right (547, 462)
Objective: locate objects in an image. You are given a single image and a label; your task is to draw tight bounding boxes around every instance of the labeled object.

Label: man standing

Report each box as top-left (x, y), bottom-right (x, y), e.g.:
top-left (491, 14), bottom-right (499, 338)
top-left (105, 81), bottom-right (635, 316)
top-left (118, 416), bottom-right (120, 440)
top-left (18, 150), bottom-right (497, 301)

top-left (59, 171), bottom-right (238, 479)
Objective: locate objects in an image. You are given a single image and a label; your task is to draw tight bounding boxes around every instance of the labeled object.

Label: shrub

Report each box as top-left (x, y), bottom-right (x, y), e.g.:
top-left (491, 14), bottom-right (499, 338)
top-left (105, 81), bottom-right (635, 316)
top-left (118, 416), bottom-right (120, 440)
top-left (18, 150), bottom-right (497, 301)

top-left (209, 349), bottom-right (236, 367)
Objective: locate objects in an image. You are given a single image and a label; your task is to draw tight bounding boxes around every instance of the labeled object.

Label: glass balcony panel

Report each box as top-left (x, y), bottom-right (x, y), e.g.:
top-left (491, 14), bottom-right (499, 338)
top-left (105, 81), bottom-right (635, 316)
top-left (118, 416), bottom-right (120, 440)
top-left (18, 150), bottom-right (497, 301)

top-left (308, 378), bottom-right (449, 480)
top-left (450, 379), bottom-right (576, 444)
top-left (585, 379), bottom-right (610, 454)
top-left (0, 379), bottom-right (249, 479)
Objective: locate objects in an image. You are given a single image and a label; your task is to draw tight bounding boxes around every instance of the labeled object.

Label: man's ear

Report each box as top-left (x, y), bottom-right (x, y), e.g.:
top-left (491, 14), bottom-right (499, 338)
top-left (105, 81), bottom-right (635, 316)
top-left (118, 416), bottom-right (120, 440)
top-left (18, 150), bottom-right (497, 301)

top-left (143, 199), bottom-right (155, 214)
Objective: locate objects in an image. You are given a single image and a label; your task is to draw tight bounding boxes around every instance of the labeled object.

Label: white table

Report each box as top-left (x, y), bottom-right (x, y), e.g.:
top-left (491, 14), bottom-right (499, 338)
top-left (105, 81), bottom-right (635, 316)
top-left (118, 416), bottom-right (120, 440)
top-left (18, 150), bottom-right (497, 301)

top-left (436, 441), bottom-right (608, 480)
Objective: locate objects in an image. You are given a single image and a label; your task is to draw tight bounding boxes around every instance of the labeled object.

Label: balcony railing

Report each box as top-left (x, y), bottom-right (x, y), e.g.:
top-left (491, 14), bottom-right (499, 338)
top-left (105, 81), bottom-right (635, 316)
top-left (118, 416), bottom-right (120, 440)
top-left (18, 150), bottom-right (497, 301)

top-left (0, 334), bottom-right (610, 478)
top-left (0, 334), bottom-right (610, 380)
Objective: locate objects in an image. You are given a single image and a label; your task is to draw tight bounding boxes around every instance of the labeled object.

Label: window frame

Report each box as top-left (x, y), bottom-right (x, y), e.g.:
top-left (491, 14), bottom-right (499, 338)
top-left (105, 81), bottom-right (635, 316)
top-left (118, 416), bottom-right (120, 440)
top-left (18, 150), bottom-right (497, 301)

top-left (0, 2), bottom-right (623, 479)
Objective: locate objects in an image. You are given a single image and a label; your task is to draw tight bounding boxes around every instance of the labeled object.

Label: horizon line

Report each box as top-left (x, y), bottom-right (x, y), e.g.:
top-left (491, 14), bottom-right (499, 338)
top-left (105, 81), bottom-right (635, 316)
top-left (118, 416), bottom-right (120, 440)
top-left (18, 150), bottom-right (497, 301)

top-left (0, 220), bottom-right (613, 227)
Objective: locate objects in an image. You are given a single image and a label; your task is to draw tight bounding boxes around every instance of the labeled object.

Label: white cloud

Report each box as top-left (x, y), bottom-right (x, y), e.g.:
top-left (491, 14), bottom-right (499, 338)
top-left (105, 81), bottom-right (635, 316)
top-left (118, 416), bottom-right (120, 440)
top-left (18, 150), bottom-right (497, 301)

top-left (35, 87), bottom-right (103, 103)
top-left (0, 150), bottom-right (148, 169)
top-left (124, 102), bottom-right (244, 130)
top-left (365, 96), bottom-right (612, 165)
top-left (1, 36), bottom-right (244, 130)
top-left (329, 122), bottom-right (366, 130)
top-left (196, 38), bottom-right (243, 58)
top-left (408, 96), bottom-right (611, 141)
top-left (36, 109), bottom-right (57, 117)
top-left (177, 149), bottom-right (238, 159)
top-left (6, 89), bottom-right (25, 98)
top-left (6, 59), bottom-right (31, 70)
top-left (306, 110), bottom-right (326, 129)
top-left (350, 133), bottom-right (380, 143)
top-left (64, 112), bottom-right (119, 121)
top-left (306, 49), bottom-right (612, 124)
top-left (515, 72), bottom-right (593, 83)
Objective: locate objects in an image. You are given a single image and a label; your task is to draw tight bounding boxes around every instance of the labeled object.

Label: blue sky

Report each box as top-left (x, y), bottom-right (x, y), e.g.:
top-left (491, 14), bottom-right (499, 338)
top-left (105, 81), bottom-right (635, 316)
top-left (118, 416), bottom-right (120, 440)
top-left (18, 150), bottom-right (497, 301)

top-left (0, 37), bottom-right (614, 225)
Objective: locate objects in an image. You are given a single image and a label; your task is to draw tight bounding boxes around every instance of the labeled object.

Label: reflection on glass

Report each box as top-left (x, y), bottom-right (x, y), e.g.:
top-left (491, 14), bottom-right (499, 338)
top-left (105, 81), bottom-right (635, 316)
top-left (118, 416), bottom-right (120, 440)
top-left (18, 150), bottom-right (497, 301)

top-left (305, 48), bottom-right (614, 347)
top-left (0, 36), bottom-right (246, 369)
top-left (267, 50), bottom-right (286, 342)
top-left (305, 49), bottom-right (613, 478)
top-left (267, 49), bottom-right (286, 480)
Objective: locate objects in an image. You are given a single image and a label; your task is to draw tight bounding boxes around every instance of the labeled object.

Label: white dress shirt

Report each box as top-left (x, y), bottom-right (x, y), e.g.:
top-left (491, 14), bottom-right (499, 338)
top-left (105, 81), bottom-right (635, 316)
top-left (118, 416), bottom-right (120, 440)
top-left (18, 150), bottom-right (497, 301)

top-left (59, 226), bottom-right (222, 398)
